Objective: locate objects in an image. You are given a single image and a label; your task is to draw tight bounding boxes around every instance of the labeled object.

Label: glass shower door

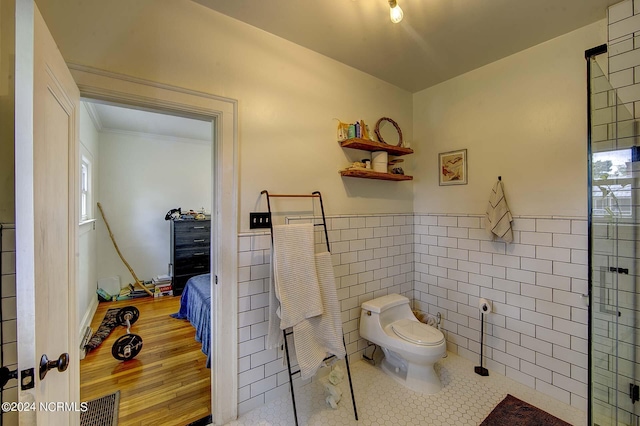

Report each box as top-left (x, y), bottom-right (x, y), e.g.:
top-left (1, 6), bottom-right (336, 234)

top-left (589, 53), bottom-right (640, 426)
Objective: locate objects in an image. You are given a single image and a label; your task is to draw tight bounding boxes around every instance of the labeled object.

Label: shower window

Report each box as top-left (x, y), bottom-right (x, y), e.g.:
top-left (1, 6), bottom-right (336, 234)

top-left (592, 149), bottom-right (632, 218)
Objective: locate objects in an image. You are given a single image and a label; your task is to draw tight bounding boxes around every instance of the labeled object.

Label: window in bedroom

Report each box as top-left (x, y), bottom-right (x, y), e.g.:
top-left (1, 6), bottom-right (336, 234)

top-left (80, 154), bottom-right (92, 222)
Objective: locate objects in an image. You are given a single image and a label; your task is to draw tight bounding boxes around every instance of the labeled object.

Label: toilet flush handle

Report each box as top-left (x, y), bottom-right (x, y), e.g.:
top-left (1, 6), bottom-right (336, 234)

top-left (366, 310), bottom-right (371, 316)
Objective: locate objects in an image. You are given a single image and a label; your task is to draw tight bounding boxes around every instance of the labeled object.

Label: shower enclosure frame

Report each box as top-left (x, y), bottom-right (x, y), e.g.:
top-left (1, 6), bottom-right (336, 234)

top-left (586, 42), bottom-right (607, 426)
top-left (587, 42), bottom-right (640, 426)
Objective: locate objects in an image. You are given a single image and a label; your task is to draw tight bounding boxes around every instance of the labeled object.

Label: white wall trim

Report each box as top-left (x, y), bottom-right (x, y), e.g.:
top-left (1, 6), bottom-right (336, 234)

top-left (68, 64), bottom-right (239, 425)
top-left (413, 212), bottom-right (588, 220)
top-left (97, 127), bottom-right (210, 146)
top-left (15, 0), bottom-right (38, 419)
top-left (78, 295), bottom-right (98, 350)
top-left (83, 101), bottom-right (103, 132)
top-left (69, 63), bottom-right (238, 108)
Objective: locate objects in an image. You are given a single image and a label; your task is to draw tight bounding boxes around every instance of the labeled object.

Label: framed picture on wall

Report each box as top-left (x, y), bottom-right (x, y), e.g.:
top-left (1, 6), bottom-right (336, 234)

top-left (439, 149), bottom-right (467, 185)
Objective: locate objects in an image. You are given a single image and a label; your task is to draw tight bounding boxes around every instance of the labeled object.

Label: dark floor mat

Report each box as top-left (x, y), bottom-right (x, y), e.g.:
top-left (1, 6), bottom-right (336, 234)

top-left (481, 394), bottom-right (571, 426)
top-left (85, 308), bottom-right (121, 352)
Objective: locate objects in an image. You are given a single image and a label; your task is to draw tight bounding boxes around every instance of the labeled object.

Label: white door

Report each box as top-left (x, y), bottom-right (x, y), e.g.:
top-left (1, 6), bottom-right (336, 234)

top-left (15, 5), bottom-right (79, 425)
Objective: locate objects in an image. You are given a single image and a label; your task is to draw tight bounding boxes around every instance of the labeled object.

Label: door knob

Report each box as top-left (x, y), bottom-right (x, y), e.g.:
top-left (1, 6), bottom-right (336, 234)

top-left (39, 353), bottom-right (69, 380)
top-left (0, 366), bottom-right (17, 388)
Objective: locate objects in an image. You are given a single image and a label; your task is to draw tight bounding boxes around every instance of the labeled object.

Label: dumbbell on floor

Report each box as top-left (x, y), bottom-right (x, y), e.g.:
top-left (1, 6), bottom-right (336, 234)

top-left (111, 306), bottom-right (143, 361)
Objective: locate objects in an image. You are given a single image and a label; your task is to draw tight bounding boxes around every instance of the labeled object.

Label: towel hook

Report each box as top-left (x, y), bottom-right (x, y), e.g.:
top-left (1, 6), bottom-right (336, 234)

top-left (498, 176), bottom-right (501, 181)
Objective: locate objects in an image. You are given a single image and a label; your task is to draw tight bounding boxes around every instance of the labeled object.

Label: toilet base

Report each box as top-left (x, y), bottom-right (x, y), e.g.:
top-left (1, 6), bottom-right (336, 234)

top-left (381, 357), bottom-right (442, 394)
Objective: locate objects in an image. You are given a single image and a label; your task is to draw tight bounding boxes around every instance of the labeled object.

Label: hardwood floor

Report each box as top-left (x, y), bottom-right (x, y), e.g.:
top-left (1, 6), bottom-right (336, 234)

top-left (81, 296), bottom-right (211, 426)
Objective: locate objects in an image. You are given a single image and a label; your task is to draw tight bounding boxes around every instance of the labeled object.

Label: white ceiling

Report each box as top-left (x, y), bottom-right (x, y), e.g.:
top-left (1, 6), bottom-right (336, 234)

top-left (194, 0), bottom-right (618, 92)
top-left (84, 102), bottom-right (212, 141)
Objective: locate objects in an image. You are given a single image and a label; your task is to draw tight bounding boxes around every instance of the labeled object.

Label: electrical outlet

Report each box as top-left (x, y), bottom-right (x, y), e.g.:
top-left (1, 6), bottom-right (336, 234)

top-left (250, 212), bottom-right (271, 229)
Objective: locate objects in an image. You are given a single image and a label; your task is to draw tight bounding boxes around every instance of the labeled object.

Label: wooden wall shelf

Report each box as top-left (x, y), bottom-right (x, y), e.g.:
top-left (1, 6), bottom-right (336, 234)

top-left (339, 138), bottom-right (413, 156)
top-left (339, 169), bottom-right (413, 181)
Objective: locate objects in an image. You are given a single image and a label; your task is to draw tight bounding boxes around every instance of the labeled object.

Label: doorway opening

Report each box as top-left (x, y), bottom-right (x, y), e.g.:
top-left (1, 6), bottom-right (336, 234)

top-left (78, 99), bottom-right (214, 424)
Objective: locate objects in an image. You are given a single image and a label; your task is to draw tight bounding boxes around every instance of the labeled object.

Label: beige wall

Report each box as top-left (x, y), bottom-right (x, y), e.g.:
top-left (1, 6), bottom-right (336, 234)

top-left (0, 0), bottom-right (15, 224)
top-left (412, 20), bottom-right (606, 217)
top-left (96, 130), bottom-right (211, 282)
top-left (35, 0), bottom-right (414, 231)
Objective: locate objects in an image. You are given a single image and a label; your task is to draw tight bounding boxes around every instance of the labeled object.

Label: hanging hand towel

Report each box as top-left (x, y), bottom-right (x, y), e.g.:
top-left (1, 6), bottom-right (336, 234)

top-left (272, 223), bottom-right (323, 330)
top-left (485, 180), bottom-right (514, 243)
top-left (293, 252), bottom-right (346, 380)
top-left (266, 253), bottom-right (282, 350)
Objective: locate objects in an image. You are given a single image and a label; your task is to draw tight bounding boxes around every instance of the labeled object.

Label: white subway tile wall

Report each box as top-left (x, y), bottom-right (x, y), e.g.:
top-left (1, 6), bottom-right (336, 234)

top-left (609, 0), bottom-right (640, 119)
top-left (413, 214), bottom-right (589, 412)
top-left (0, 225), bottom-right (18, 425)
top-left (235, 213), bottom-right (592, 417)
top-left (236, 214), bottom-right (415, 415)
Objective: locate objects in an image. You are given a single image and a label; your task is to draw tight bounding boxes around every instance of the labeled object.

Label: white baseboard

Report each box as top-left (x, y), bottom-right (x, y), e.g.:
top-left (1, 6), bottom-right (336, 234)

top-left (78, 295), bottom-right (99, 351)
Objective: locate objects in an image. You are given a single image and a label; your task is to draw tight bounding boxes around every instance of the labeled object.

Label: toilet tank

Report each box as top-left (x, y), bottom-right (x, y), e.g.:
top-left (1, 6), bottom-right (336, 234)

top-left (362, 294), bottom-right (409, 313)
top-left (361, 294), bottom-right (414, 327)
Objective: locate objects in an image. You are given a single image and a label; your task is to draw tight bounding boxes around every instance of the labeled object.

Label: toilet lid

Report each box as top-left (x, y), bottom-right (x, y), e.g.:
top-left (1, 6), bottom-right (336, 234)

top-left (391, 319), bottom-right (445, 346)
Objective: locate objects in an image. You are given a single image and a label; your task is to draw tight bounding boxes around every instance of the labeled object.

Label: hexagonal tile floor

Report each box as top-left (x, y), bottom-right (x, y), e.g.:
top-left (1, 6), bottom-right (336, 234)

top-left (226, 352), bottom-right (585, 425)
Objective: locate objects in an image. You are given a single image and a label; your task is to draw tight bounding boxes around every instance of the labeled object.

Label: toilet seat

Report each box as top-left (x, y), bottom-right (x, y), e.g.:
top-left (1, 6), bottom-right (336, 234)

top-left (391, 319), bottom-right (445, 346)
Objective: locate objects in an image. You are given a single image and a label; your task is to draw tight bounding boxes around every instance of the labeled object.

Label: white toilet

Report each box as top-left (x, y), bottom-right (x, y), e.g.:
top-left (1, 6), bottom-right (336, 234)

top-left (359, 293), bottom-right (446, 394)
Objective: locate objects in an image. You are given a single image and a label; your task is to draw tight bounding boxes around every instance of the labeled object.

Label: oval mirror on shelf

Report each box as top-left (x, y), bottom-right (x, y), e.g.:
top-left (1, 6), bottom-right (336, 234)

top-left (375, 117), bottom-right (403, 146)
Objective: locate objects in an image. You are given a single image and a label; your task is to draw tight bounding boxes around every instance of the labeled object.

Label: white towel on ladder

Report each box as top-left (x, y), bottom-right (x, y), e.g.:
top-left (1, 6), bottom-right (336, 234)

top-left (266, 255), bottom-right (282, 349)
top-left (485, 180), bottom-right (514, 243)
top-left (272, 223), bottom-right (323, 330)
top-left (293, 252), bottom-right (346, 380)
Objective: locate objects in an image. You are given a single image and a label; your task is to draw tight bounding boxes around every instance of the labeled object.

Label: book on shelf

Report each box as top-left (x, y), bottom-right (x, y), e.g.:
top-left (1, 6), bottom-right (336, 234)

top-left (152, 274), bottom-right (172, 283)
top-left (128, 283), bottom-right (152, 294)
top-left (116, 293), bottom-right (148, 300)
top-left (116, 281), bottom-right (154, 299)
top-left (154, 290), bottom-right (174, 298)
top-left (152, 273), bottom-right (173, 293)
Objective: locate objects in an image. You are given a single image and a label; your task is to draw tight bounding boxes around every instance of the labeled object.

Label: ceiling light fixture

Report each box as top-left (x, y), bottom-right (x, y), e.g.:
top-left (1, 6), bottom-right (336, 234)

top-left (388, 0), bottom-right (404, 23)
